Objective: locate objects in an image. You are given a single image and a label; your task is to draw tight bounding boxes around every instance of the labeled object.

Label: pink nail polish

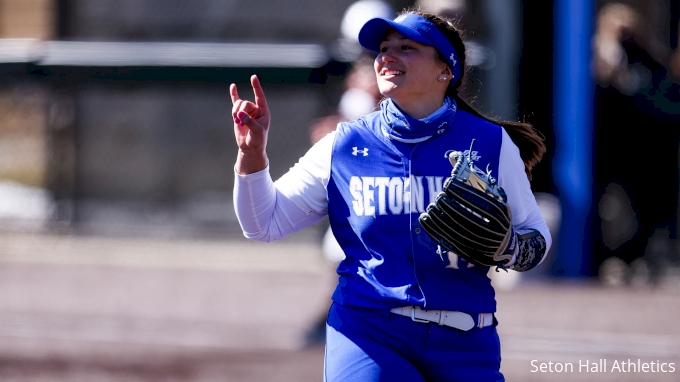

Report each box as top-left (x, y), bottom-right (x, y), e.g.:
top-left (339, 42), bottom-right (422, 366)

top-left (234, 118), bottom-right (240, 124)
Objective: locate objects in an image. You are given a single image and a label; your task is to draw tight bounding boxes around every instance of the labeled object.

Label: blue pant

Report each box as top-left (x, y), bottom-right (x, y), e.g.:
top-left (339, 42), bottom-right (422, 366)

top-left (324, 303), bottom-right (504, 382)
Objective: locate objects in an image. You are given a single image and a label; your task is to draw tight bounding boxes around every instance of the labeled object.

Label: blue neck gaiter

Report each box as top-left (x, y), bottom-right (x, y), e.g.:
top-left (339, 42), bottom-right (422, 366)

top-left (379, 96), bottom-right (458, 143)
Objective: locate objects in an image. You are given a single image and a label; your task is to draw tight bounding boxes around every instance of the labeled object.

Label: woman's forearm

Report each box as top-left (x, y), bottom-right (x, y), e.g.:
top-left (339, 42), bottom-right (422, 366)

top-left (235, 149), bottom-right (269, 175)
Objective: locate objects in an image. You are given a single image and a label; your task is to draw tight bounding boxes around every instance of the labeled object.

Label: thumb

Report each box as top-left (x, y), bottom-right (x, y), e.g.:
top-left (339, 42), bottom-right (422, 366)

top-left (237, 111), bottom-right (264, 133)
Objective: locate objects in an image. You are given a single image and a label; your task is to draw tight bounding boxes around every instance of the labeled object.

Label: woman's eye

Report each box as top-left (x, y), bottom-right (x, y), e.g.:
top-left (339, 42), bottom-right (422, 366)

top-left (400, 45), bottom-right (412, 50)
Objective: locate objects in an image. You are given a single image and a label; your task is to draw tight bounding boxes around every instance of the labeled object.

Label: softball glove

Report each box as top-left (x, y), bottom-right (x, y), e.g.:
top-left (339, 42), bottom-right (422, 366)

top-left (418, 140), bottom-right (516, 269)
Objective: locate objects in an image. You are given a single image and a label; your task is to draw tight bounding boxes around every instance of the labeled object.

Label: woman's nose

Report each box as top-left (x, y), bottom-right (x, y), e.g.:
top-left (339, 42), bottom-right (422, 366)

top-left (380, 51), bottom-right (397, 63)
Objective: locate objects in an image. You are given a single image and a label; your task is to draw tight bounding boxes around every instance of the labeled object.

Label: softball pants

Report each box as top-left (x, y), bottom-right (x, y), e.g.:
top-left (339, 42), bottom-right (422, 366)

top-left (324, 302), bottom-right (504, 382)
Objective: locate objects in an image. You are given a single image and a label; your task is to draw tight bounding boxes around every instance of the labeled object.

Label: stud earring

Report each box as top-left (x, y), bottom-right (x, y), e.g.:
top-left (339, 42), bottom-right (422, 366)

top-left (438, 75), bottom-right (447, 81)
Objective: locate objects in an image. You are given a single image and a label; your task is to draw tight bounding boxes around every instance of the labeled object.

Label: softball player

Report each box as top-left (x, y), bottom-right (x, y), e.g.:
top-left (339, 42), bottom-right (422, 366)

top-left (232, 10), bottom-right (551, 382)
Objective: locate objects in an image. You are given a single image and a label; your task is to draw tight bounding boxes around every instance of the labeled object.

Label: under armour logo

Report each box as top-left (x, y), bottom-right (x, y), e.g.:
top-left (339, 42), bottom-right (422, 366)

top-left (352, 147), bottom-right (369, 156)
top-left (450, 53), bottom-right (457, 66)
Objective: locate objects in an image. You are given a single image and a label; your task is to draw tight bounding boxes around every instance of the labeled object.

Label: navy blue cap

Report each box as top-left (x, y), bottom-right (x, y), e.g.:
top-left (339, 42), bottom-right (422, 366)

top-left (358, 13), bottom-right (461, 83)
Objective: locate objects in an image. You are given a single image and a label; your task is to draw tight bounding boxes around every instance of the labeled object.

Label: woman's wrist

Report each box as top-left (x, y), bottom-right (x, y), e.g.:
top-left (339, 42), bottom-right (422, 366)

top-left (235, 149), bottom-right (268, 175)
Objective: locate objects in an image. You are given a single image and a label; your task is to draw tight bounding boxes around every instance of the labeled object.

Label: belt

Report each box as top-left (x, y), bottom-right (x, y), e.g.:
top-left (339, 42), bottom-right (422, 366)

top-left (389, 306), bottom-right (494, 331)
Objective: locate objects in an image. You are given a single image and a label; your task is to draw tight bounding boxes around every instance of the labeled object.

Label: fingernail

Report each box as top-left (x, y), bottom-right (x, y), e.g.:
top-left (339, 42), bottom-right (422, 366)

top-left (234, 118), bottom-right (240, 124)
top-left (237, 111), bottom-right (247, 119)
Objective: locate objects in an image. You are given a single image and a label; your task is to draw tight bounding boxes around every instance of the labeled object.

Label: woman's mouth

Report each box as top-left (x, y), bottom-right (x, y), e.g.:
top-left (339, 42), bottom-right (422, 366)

top-left (381, 69), bottom-right (404, 77)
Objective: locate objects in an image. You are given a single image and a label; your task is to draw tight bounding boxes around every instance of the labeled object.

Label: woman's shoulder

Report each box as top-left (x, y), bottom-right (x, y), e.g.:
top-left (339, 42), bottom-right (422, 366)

top-left (456, 109), bottom-right (502, 131)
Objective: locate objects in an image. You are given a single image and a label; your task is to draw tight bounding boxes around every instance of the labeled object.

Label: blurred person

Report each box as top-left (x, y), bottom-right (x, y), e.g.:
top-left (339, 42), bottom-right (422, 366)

top-left (593, 2), bottom-right (641, 90)
top-left (303, 0), bottom-right (394, 346)
top-left (593, 2), bottom-right (680, 282)
top-left (303, 55), bottom-right (383, 345)
top-left (336, 0), bottom-right (395, 62)
top-left (232, 9), bottom-right (550, 381)
top-left (309, 55), bottom-right (382, 146)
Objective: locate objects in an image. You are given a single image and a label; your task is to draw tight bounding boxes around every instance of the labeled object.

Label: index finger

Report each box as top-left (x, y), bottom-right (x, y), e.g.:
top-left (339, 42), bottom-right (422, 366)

top-left (250, 75), bottom-right (268, 110)
top-left (229, 83), bottom-right (240, 105)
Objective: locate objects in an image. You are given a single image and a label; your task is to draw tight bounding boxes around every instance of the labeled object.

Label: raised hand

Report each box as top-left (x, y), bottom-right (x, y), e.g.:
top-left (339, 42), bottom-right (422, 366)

top-left (231, 74), bottom-right (271, 174)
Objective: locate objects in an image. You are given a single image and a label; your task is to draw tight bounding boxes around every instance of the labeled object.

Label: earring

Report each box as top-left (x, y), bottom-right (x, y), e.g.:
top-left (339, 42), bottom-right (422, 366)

top-left (438, 75), bottom-right (447, 81)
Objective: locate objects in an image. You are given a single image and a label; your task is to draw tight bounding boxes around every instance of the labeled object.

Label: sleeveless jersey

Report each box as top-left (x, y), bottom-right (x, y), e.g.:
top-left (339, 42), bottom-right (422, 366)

top-left (327, 109), bottom-right (503, 313)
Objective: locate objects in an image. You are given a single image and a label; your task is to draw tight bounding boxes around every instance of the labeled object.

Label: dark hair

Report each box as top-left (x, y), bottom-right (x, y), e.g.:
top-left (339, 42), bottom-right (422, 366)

top-left (400, 9), bottom-right (546, 180)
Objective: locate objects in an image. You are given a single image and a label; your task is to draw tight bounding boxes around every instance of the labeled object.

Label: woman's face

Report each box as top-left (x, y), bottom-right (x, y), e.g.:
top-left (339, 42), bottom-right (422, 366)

top-left (374, 29), bottom-right (449, 107)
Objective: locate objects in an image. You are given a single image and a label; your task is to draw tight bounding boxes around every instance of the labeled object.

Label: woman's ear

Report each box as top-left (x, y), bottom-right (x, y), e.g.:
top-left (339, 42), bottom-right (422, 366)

top-left (440, 64), bottom-right (453, 77)
top-left (437, 64), bottom-right (453, 82)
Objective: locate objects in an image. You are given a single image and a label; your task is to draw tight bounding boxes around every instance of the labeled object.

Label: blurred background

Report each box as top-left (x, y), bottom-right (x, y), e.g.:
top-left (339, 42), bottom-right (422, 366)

top-left (0, 0), bottom-right (678, 380)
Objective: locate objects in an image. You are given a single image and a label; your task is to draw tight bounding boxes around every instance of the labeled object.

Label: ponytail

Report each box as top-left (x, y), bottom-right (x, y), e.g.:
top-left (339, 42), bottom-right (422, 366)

top-left (453, 95), bottom-right (546, 181)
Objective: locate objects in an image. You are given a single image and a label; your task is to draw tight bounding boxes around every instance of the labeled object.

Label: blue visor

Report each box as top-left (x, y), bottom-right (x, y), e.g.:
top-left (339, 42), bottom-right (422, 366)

top-left (358, 13), bottom-right (461, 82)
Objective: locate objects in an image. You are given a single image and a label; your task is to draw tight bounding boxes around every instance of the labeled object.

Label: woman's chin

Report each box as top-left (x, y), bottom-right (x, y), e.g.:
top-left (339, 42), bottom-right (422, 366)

top-left (378, 85), bottom-right (400, 99)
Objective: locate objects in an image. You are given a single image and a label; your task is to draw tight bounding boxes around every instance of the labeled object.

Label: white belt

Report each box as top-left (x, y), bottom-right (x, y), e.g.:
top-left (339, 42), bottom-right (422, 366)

top-left (389, 306), bottom-right (493, 331)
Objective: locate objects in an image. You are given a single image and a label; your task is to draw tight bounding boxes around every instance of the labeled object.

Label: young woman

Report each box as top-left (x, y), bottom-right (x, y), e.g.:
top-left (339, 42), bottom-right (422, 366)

top-left (231, 10), bottom-right (551, 382)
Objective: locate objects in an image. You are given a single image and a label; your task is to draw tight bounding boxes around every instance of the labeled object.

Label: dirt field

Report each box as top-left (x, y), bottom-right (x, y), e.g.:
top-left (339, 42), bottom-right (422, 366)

top-left (0, 231), bottom-right (677, 381)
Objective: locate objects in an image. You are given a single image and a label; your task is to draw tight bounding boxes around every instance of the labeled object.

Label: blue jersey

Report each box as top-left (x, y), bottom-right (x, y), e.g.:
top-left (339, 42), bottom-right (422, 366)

top-left (328, 109), bottom-right (503, 314)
